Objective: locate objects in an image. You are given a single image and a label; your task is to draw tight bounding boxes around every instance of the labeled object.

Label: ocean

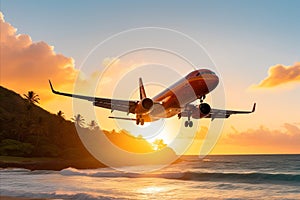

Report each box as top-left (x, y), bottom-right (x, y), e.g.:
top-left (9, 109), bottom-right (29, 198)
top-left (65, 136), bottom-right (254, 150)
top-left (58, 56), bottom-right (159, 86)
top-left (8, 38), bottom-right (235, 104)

top-left (1, 155), bottom-right (299, 200)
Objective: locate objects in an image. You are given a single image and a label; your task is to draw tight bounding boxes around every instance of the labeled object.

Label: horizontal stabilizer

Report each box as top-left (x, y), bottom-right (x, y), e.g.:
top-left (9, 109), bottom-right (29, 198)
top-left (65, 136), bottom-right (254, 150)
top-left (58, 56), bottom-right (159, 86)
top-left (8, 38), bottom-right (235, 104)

top-left (108, 116), bottom-right (136, 121)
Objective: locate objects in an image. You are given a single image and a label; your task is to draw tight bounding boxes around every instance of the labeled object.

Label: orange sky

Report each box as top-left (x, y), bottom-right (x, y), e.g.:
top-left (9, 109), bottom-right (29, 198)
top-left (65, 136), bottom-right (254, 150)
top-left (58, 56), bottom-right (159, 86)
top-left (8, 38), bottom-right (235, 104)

top-left (1, 12), bottom-right (299, 155)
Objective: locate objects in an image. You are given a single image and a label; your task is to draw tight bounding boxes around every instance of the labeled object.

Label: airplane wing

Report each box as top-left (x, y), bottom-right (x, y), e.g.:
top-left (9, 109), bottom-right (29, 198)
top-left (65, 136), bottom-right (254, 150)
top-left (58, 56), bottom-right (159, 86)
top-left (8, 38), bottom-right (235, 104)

top-left (206, 103), bottom-right (256, 120)
top-left (49, 80), bottom-right (138, 114)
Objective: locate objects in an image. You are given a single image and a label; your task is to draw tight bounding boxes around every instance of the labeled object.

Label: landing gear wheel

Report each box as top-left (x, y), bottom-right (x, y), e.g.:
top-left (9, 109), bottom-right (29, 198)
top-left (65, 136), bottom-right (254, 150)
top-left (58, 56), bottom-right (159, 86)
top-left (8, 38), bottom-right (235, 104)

top-left (185, 121), bottom-right (189, 127)
top-left (136, 118), bottom-right (140, 125)
top-left (188, 121), bottom-right (193, 127)
top-left (140, 119), bottom-right (144, 126)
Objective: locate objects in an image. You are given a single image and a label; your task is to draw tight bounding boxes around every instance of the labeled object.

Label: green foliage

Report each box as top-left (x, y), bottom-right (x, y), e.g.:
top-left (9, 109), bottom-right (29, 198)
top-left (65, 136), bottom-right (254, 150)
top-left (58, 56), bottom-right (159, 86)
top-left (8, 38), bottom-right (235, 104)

top-left (0, 139), bottom-right (34, 156)
top-left (0, 86), bottom-right (92, 159)
top-left (37, 144), bottom-right (60, 157)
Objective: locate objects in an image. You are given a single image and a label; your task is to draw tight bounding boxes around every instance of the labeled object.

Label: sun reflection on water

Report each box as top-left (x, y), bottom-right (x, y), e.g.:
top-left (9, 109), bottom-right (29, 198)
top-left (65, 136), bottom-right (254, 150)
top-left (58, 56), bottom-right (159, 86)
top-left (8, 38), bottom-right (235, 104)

top-left (138, 186), bottom-right (167, 194)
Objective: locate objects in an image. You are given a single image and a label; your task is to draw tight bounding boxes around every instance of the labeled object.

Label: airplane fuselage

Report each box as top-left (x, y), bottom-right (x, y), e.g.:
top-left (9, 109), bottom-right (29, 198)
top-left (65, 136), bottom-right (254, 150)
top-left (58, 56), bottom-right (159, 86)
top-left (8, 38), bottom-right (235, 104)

top-left (141, 69), bottom-right (219, 122)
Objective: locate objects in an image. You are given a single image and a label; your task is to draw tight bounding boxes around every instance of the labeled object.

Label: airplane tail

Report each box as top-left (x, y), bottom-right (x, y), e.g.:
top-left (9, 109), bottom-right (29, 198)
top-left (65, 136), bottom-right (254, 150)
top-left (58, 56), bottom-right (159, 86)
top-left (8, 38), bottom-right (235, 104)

top-left (139, 77), bottom-right (147, 100)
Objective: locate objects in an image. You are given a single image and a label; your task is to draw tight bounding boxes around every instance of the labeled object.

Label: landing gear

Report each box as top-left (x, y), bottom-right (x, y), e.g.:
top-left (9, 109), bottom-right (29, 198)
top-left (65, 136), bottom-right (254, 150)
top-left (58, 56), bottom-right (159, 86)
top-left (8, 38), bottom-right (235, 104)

top-left (199, 95), bottom-right (206, 103)
top-left (182, 95), bottom-right (208, 128)
top-left (136, 115), bottom-right (145, 125)
top-left (184, 111), bottom-right (194, 127)
top-left (184, 120), bottom-right (193, 127)
top-left (178, 113), bottom-right (182, 119)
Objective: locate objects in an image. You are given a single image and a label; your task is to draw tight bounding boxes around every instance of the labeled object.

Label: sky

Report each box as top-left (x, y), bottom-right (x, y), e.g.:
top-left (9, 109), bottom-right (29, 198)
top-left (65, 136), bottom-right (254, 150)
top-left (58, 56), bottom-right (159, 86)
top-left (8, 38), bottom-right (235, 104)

top-left (1, 0), bottom-right (300, 155)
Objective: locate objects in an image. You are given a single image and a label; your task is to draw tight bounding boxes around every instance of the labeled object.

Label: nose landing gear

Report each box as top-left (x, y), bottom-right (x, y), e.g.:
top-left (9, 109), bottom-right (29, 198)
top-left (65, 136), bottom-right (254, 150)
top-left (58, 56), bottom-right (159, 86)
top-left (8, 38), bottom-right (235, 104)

top-left (199, 95), bottom-right (206, 103)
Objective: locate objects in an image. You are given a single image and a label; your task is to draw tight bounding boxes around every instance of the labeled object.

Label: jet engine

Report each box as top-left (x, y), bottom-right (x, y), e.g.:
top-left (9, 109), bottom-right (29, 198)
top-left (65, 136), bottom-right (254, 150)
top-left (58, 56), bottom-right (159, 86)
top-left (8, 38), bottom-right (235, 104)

top-left (199, 103), bottom-right (211, 115)
top-left (135, 98), bottom-right (154, 114)
top-left (190, 103), bottom-right (211, 119)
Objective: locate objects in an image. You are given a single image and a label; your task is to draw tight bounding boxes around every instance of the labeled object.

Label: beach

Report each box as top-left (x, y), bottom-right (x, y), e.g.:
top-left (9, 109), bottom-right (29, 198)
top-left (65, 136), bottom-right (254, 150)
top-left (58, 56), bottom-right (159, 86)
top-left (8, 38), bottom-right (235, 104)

top-left (1, 155), bottom-right (299, 200)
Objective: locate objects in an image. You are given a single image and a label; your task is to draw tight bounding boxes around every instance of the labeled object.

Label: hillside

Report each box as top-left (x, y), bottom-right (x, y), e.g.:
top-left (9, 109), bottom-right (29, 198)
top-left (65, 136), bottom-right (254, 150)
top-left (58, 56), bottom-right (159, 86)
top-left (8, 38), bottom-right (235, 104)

top-left (0, 86), bottom-right (90, 158)
top-left (0, 86), bottom-right (106, 169)
top-left (0, 86), bottom-right (177, 169)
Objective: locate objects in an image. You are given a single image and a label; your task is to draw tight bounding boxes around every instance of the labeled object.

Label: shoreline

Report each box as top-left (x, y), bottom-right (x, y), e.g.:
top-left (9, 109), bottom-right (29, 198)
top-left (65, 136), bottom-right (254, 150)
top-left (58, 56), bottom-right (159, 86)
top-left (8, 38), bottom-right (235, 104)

top-left (0, 156), bottom-right (182, 171)
top-left (0, 156), bottom-right (105, 171)
top-left (0, 196), bottom-right (49, 200)
top-left (1, 154), bottom-right (299, 171)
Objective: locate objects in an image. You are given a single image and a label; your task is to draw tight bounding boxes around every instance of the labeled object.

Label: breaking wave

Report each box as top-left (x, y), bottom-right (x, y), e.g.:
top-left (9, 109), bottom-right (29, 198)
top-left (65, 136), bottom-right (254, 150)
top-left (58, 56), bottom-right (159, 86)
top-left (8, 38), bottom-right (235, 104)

top-left (0, 189), bottom-right (119, 200)
top-left (60, 168), bottom-right (300, 185)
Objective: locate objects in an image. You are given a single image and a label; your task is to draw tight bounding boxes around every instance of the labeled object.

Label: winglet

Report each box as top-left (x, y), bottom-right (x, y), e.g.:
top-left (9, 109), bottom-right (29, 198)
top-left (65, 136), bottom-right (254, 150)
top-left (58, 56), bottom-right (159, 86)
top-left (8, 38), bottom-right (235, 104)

top-left (252, 103), bottom-right (256, 112)
top-left (49, 80), bottom-right (54, 92)
top-left (139, 77), bottom-right (147, 100)
top-left (49, 80), bottom-right (57, 94)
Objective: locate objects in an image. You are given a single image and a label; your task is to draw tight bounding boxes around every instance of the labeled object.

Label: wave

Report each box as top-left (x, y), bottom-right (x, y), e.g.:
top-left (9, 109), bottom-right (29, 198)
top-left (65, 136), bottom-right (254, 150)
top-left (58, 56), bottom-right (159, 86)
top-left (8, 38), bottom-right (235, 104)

top-left (60, 168), bottom-right (300, 185)
top-left (179, 171), bottom-right (300, 184)
top-left (0, 189), bottom-right (119, 200)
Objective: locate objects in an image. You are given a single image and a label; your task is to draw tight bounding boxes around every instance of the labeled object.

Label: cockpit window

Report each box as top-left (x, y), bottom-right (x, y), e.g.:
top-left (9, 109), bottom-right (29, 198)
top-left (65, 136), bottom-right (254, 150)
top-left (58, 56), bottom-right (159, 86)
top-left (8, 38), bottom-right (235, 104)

top-left (197, 71), bottom-right (215, 76)
top-left (187, 70), bottom-right (216, 78)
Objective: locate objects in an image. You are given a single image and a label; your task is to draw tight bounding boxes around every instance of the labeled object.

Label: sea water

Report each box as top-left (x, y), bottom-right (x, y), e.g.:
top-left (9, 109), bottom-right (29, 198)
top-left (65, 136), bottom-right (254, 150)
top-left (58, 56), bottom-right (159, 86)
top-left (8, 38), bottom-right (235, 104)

top-left (1, 155), bottom-right (299, 200)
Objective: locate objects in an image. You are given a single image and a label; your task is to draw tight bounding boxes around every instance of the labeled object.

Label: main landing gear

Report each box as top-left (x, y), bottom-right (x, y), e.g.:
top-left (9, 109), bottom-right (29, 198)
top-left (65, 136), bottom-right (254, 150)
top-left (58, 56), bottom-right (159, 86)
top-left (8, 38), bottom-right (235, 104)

top-left (179, 112), bottom-right (193, 127)
top-left (184, 109), bottom-right (194, 128)
top-left (183, 95), bottom-right (206, 128)
top-left (136, 115), bottom-right (145, 125)
top-left (185, 120), bottom-right (193, 127)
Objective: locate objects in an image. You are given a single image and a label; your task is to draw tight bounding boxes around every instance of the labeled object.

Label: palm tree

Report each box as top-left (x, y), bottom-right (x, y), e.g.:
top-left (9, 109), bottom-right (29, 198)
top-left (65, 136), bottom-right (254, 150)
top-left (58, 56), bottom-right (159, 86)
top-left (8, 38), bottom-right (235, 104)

top-left (153, 139), bottom-right (167, 151)
top-left (57, 110), bottom-right (65, 118)
top-left (71, 114), bottom-right (85, 127)
top-left (88, 120), bottom-right (98, 130)
top-left (23, 91), bottom-right (40, 110)
top-left (23, 91), bottom-right (40, 104)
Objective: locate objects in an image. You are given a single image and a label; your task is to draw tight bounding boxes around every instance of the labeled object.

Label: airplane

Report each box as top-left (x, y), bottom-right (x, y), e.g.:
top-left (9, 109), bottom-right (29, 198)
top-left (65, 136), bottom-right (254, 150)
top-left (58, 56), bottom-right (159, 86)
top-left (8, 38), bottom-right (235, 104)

top-left (49, 69), bottom-right (255, 127)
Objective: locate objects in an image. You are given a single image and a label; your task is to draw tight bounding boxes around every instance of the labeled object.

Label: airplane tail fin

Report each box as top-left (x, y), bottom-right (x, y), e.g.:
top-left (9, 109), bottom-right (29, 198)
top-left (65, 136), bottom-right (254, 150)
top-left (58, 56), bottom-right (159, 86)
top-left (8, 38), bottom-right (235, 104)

top-left (139, 77), bottom-right (147, 100)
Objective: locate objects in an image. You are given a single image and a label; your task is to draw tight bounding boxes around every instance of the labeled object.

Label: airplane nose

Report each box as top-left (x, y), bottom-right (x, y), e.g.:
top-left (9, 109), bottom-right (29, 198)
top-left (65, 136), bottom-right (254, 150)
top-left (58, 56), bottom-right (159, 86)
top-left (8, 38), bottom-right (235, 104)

top-left (207, 75), bottom-right (219, 91)
top-left (214, 75), bottom-right (219, 85)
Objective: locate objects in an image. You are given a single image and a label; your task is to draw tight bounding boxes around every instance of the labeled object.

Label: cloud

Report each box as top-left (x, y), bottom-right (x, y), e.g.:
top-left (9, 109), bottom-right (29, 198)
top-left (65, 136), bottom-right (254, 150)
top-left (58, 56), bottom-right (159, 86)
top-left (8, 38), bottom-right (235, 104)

top-left (221, 123), bottom-right (300, 153)
top-left (255, 62), bottom-right (300, 88)
top-left (102, 57), bottom-right (120, 68)
top-left (0, 12), bottom-right (77, 101)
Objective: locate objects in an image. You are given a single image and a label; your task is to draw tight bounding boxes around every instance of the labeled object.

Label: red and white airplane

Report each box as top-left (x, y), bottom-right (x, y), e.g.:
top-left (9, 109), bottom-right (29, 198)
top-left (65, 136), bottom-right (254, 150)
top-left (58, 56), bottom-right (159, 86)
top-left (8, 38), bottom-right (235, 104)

top-left (49, 69), bottom-right (255, 127)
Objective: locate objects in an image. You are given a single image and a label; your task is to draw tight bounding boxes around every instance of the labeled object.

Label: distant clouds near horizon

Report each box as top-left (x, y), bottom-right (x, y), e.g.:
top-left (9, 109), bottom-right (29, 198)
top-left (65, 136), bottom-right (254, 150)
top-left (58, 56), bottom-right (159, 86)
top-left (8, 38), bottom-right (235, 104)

top-left (255, 62), bottom-right (300, 88)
